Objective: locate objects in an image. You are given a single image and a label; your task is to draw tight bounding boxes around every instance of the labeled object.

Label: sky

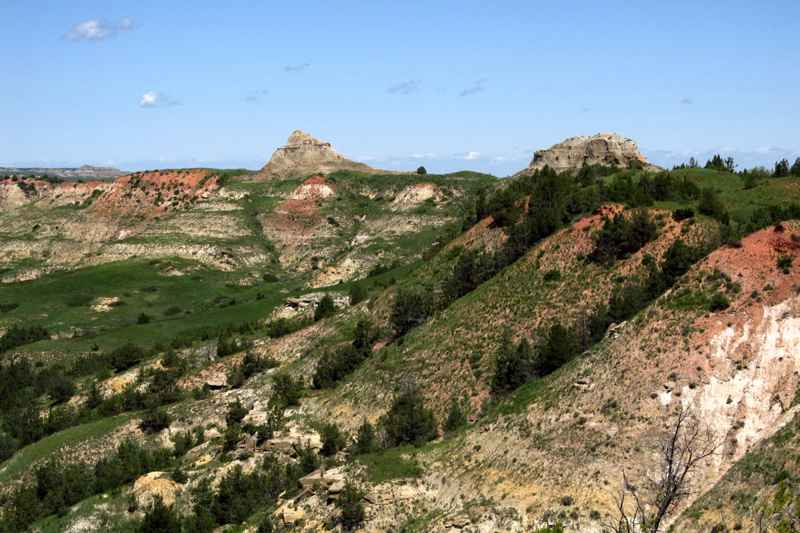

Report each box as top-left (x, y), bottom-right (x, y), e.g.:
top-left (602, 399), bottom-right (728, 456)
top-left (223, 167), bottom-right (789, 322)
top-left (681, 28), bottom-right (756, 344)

top-left (1, 0), bottom-right (798, 176)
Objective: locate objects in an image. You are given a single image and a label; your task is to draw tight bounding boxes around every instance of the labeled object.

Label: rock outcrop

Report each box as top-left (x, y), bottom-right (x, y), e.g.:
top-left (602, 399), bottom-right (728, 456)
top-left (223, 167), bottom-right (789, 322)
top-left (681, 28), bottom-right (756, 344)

top-left (259, 130), bottom-right (376, 179)
top-left (132, 471), bottom-right (183, 508)
top-left (516, 132), bottom-right (659, 175)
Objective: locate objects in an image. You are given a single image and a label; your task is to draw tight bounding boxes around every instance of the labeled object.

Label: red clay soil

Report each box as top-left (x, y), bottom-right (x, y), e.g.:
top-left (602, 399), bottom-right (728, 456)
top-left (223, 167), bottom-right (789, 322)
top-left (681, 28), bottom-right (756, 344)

top-left (701, 222), bottom-right (800, 307)
top-left (91, 169), bottom-right (220, 217)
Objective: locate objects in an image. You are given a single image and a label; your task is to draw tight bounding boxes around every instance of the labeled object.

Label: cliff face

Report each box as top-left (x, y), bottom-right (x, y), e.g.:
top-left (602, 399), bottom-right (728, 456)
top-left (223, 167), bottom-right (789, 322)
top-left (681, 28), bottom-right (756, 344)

top-left (259, 130), bottom-right (376, 179)
top-left (516, 132), bottom-right (659, 175)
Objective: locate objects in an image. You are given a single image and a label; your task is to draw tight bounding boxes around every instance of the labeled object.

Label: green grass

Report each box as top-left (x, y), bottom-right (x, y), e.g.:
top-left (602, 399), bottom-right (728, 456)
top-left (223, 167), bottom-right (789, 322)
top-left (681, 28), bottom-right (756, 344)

top-left (356, 446), bottom-right (424, 483)
top-left (615, 168), bottom-right (800, 223)
top-left (34, 492), bottom-right (139, 533)
top-left (0, 257), bottom-right (297, 358)
top-left (0, 413), bottom-right (132, 483)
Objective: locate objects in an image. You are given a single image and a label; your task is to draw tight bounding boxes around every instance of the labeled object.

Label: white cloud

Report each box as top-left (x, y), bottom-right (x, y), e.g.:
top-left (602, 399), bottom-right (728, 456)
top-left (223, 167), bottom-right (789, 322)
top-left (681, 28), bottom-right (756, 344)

top-left (464, 151), bottom-right (481, 160)
top-left (65, 17), bottom-right (136, 41)
top-left (65, 20), bottom-right (112, 41)
top-left (118, 17), bottom-right (136, 31)
top-left (139, 91), bottom-right (179, 108)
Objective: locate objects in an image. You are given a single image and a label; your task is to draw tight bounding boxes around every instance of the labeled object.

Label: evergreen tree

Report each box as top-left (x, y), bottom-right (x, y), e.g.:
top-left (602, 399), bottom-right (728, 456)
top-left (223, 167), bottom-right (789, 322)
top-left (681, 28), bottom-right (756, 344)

top-left (534, 324), bottom-right (580, 376)
top-left (390, 286), bottom-right (434, 336)
top-left (491, 333), bottom-right (533, 394)
top-left (791, 158), bottom-right (800, 177)
top-left (774, 158), bottom-right (791, 177)
top-left (444, 399), bottom-right (467, 432)
top-left (314, 294), bottom-right (336, 321)
top-left (351, 418), bottom-right (377, 455)
top-left (380, 387), bottom-right (437, 447)
top-left (320, 422), bottom-right (346, 456)
top-left (348, 283), bottom-right (367, 305)
top-left (139, 497), bottom-right (180, 533)
top-left (337, 482), bottom-right (365, 530)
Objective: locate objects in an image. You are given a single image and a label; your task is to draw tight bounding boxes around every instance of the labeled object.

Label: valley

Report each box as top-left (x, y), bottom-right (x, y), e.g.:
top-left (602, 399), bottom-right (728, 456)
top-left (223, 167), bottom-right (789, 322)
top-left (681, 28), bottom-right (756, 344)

top-left (2, 131), bottom-right (800, 532)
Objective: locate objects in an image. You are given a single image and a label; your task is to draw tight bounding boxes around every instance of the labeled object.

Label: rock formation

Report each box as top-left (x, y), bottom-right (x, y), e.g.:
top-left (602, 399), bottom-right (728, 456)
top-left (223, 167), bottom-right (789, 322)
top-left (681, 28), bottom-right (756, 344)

top-left (259, 130), bottom-right (376, 179)
top-left (515, 132), bottom-right (659, 175)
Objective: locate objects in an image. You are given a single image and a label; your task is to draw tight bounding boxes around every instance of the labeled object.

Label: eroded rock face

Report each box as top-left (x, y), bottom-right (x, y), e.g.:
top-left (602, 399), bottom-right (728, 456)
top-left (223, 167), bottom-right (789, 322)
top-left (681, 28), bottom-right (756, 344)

top-left (259, 130), bottom-right (376, 179)
top-left (132, 471), bottom-right (183, 508)
top-left (516, 132), bottom-right (658, 175)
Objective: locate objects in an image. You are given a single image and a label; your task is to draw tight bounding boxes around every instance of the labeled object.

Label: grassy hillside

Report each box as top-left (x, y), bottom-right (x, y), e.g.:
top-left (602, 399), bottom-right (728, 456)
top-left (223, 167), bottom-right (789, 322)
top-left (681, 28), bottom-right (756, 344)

top-left (5, 165), bottom-right (800, 531)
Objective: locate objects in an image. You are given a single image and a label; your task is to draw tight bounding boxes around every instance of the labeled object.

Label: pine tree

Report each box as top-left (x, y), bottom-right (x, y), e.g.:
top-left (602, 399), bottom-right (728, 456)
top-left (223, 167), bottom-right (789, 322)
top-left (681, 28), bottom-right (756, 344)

top-left (791, 158), bottom-right (800, 177)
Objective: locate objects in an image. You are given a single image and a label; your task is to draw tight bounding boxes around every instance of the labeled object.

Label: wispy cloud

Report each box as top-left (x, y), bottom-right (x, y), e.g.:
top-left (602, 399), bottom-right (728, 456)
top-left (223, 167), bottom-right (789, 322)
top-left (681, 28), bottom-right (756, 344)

top-left (139, 91), bottom-right (180, 108)
top-left (459, 78), bottom-right (487, 97)
top-left (244, 89), bottom-right (269, 103)
top-left (463, 151), bottom-right (481, 160)
top-left (284, 62), bottom-right (310, 73)
top-left (64, 18), bottom-right (136, 41)
top-left (680, 97), bottom-right (693, 105)
top-left (387, 80), bottom-right (420, 95)
top-left (118, 17), bottom-right (136, 32)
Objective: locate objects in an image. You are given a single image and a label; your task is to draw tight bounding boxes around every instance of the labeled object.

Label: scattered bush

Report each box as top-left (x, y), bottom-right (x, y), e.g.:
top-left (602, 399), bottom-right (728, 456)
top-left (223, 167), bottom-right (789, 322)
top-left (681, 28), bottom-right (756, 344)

top-left (708, 292), bottom-right (730, 312)
top-left (273, 372), bottom-right (303, 407)
top-left (351, 419), bottom-right (377, 455)
top-left (337, 482), bottom-right (366, 530)
top-left (444, 400), bottom-right (467, 432)
top-left (137, 312), bottom-right (152, 325)
top-left (228, 352), bottom-right (277, 388)
top-left (0, 431), bottom-right (19, 462)
top-left (697, 187), bottom-right (730, 224)
top-left (138, 496), bottom-right (180, 533)
top-left (778, 255), bottom-right (793, 274)
top-left (140, 408), bottom-right (172, 434)
top-left (226, 399), bottom-right (248, 426)
top-left (534, 324), bottom-right (581, 377)
top-left (390, 286), bottom-right (434, 336)
top-left (348, 283), bottom-right (368, 305)
top-left (774, 158), bottom-right (791, 177)
top-left (313, 319), bottom-right (374, 389)
top-left (0, 324), bottom-right (49, 354)
top-left (589, 209), bottom-right (657, 265)
top-left (107, 343), bottom-right (145, 372)
top-left (672, 207), bottom-right (695, 221)
top-left (163, 305), bottom-right (182, 317)
top-left (380, 387), bottom-right (437, 447)
top-left (314, 294), bottom-right (336, 322)
top-left (542, 269), bottom-right (561, 282)
top-left (320, 422), bottom-right (347, 456)
top-left (0, 302), bottom-right (19, 313)
top-left (491, 333), bottom-right (533, 394)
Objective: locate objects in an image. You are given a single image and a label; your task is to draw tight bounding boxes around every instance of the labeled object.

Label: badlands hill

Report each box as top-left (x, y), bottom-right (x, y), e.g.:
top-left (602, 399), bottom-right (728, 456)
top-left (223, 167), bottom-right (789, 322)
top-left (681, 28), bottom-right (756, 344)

top-left (515, 132), bottom-right (660, 175)
top-left (1, 132), bottom-right (800, 532)
top-left (260, 130), bottom-right (381, 179)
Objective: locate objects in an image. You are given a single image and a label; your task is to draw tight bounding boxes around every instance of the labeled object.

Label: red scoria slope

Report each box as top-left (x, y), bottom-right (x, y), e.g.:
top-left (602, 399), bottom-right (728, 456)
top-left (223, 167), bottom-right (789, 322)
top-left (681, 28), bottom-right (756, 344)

top-left (91, 169), bottom-right (221, 217)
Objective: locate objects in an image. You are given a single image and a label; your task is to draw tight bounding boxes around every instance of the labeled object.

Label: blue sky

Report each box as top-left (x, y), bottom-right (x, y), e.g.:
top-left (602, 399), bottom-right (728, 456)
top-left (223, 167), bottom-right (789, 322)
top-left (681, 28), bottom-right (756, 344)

top-left (1, 0), bottom-right (798, 175)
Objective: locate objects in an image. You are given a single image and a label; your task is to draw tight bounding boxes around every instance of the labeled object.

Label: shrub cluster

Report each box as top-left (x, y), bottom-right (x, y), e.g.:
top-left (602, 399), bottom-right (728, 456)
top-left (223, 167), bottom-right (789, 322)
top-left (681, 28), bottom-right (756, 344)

top-left (0, 324), bottom-right (49, 355)
top-left (0, 440), bottom-right (174, 531)
top-left (313, 319), bottom-right (374, 389)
